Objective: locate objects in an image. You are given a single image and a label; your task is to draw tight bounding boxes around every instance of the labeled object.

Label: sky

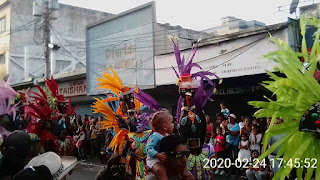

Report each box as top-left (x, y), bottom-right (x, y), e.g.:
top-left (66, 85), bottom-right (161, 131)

top-left (59, 0), bottom-right (318, 31)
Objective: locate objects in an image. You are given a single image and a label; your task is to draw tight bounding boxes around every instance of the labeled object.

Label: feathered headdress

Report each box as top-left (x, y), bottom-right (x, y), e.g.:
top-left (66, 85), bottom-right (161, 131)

top-left (25, 77), bottom-right (77, 122)
top-left (0, 76), bottom-right (19, 136)
top-left (97, 68), bottom-right (133, 96)
top-left (170, 37), bottom-right (220, 121)
top-left (93, 96), bottom-right (130, 154)
top-left (249, 18), bottom-right (320, 180)
top-left (132, 87), bottom-right (161, 132)
top-left (0, 76), bottom-right (19, 120)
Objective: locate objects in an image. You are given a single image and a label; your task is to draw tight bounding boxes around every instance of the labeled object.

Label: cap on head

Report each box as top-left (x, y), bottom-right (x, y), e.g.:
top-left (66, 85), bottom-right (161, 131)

top-left (228, 114), bottom-right (236, 119)
top-left (4, 130), bottom-right (31, 156)
top-left (13, 165), bottom-right (53, 180)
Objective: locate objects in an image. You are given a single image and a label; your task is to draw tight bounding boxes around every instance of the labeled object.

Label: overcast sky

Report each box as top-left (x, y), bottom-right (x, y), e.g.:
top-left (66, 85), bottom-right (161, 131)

top-left (59, 0), bottom-right (318, 30)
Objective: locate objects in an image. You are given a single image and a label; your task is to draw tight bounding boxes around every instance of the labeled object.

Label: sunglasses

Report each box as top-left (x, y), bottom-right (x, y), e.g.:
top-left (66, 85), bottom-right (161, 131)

top-left (168, 150), bottom-right (191, 159)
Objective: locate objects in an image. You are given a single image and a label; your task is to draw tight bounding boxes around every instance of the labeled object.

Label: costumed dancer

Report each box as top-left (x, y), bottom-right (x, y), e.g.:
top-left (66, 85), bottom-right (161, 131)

top-left (93, 68), bottom-right (154, 179)
top-left (0, 76), bottom-right (19, 139)
top-left (25, 77), bottom-right (77, 156)
top-left (170, 37), bottom-right (220, 180)
top-left (249, 18), bottom-right (320, 180)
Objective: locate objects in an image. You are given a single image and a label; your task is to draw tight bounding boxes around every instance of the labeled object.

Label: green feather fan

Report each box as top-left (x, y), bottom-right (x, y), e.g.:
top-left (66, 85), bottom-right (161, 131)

top-left (249, 18), bottom-right (320, 180)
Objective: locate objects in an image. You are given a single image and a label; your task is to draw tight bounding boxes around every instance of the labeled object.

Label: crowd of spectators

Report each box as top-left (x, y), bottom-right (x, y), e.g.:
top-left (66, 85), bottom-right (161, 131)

top-left (203, 103), bottom-right (286, 179)
top-left (6, 104), bottom-right (294, 180)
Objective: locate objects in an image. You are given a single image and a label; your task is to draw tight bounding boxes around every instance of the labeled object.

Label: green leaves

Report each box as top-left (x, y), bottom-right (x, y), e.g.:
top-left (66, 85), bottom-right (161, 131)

top-left (249, 17), bottom-right (320, 180)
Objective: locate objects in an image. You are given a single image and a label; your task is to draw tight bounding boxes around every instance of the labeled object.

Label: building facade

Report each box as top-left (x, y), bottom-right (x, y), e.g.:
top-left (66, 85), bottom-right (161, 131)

top-left (0, 0), bottom-right (112, 116)
top-left (203, 16), bottom-right (266, 36)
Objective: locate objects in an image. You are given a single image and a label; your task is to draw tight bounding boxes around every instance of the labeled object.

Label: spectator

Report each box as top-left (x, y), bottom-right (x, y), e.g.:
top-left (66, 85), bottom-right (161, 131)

top-left (209, 130), bottom-right (216, 145)
top-left (19, 115), bottom-right (28, 130)
top-left (223, 114), bottom-right (240, 176)
top-left (12, 165), bottom-right (53, 180)
top-left (76, 127), bottom-right (86, 160)
top-left (0, 131), bottom-right (32, 180)
top-left (215, 113), bottom-right (224, 126)
top-left (249, 124), bottom-right (262, 154)
top-left (238, 133), bottom-right (251, 162)
top-left (267, 118), bottom-right (285, 176)
top-left (84, 114), bottom-right (89, 125)
top-left (246, 150), bottom-right (266, 180)
top-left (85, 123), bottom-right (91, 155)
top-left (252, 119), bottom-right (259, 126)
top-left (146, 135), bottom-right (195, 180)
top-left (214, 127), bottom-right (226, 176)
top-left (205, 114), bottom-right (214, 137)
top-left (240, 117), bottom-right (251, 137)
top-left (23, 152), bottom-right (77, 180)
top-left (266, 118), bottom-right (272, 129)
top-left (220, 103), bottom-right (230, 120)
top-left (101, 132), bottom-right (114, 164)
top-left (91, 120), bottom-right (98, 155)
top-left (239, 116), bottom-right (247, 130)
top-left (146, 109), bottom-right (174, 180)
top-left (96, 116), bottom-right (106, 151)
top-left (89, 115), bottom-right (94, 124)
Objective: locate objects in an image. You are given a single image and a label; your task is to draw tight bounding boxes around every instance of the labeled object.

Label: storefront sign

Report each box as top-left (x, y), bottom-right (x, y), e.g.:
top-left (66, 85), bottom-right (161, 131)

top-left (58, 79), bottom-right (87, 97)
top-left (86, 2), bottom-right (156, 95)
top-left (214, 85), bottom-right (265, 95)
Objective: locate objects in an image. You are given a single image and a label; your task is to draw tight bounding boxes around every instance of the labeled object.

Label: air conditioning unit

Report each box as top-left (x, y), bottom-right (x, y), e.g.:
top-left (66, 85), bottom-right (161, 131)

top-left (33, 0), bottom-right (45, 16)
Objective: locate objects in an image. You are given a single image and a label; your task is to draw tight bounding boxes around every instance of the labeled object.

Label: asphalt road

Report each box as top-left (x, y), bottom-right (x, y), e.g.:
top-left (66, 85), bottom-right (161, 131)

top-left (65, 159), bottom-right (244, 180)
top-left (66, 162), bottom-right (104, 180)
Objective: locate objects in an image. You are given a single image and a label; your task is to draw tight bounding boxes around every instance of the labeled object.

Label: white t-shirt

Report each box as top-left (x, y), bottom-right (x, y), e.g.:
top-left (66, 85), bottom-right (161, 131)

top-left (249, 133), bottom-right (262, 153)
top-left (239, 122), bottom-right (244, 130)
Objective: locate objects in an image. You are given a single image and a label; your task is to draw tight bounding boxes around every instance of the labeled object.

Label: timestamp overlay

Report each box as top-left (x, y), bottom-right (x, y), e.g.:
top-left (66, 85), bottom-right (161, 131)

top-left (203, 158), bottom-right (318, 169)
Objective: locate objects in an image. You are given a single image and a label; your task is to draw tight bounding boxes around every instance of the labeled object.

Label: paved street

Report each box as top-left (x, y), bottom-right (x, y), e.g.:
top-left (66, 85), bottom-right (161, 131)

top-left (66, 162), bottom-right (244, 180)
top-left (66, 162), bottom-right (104, 180)
top-left (64, 157), bottom-right (245, 180)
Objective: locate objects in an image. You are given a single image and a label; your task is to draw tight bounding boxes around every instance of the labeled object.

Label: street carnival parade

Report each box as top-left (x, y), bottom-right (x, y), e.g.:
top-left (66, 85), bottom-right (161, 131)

top-left (3, 4), bottom-right (320, 180)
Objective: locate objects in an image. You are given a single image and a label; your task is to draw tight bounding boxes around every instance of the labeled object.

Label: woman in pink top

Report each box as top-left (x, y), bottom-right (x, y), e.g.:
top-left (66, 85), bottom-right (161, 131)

top-left (214, 127), bottom-right (226, 175)
top-left (206, 114), bottom-right (214, 137)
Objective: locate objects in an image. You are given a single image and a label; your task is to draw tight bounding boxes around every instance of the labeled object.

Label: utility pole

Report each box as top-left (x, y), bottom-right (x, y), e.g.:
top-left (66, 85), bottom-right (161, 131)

top-left (33, 0), bottom-right (59, 79)
top-left (44, 0), bottom-right (50, 79)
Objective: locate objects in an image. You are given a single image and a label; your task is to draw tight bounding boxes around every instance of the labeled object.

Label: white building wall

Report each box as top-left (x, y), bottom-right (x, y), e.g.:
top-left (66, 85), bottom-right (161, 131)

top-left (0, 0), bottom-right (10, 80)
top-left (155, 28), bottom-right (288, 86)
top-left (8, 0), bottom-right (112, 84)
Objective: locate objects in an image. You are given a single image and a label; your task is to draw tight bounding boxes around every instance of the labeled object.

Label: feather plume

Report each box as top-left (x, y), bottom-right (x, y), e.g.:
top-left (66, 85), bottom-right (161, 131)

top-left (97, 68), bottom-right (124, 96)
top-left (133, 88), bottom-right (160, 111)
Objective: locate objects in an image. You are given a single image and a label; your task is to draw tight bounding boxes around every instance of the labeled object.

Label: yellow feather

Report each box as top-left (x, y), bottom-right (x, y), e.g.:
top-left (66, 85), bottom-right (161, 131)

top-left (96, 69), bottom-right (125, 95)
top-left (110, 68), bottom-right (124, 88)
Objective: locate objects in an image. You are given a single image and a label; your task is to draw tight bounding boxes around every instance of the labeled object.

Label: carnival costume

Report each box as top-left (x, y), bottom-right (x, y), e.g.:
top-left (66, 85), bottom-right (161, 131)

top-left (93, 68), bottom-right (160, 180)
top-left (25, 77), bottom-right (77, 156)
top-left (0, 76), bottom-right (18, 139)
top-left (171, 37), bottom-right (220, 180)
top-left (249, 18), bottom-right (320, 180)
